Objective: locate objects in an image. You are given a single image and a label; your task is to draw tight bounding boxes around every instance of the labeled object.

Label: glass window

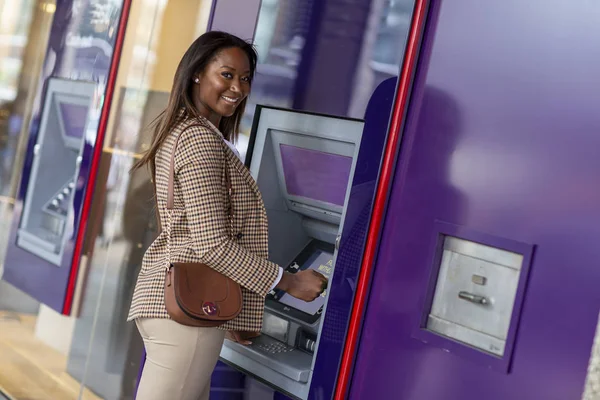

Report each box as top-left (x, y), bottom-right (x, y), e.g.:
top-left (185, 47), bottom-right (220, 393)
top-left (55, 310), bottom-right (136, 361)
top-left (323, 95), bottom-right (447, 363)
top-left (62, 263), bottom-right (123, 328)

top-left (0, 0), bottom-right (52, 200)
top-left (0, 3), bottom-right (80, 399)
top-left (238, 0), bottom-right (415, 157)
top-left (0, 1), bottom-right (416, 398)
top-left (71, 1), bottom-right (215, 399)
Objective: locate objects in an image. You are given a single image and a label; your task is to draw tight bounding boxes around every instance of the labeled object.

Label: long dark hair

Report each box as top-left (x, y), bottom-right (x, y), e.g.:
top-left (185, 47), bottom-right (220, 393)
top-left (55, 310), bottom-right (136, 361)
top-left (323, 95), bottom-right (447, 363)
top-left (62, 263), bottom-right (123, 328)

top-left (132, 31), bottom-right (258, 178)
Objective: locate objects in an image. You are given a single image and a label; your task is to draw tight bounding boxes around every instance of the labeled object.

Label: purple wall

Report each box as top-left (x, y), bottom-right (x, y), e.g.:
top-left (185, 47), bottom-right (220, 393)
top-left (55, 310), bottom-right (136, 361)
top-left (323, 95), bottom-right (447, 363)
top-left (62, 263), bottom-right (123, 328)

top-left (350, 0), bottom-right (600, 399)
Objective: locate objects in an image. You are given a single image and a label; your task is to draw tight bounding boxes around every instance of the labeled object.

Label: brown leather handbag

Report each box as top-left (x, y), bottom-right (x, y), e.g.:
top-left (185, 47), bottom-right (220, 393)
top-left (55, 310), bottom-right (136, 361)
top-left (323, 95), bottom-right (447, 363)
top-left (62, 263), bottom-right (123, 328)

top-left (163, 124), bottom-right (243, 327)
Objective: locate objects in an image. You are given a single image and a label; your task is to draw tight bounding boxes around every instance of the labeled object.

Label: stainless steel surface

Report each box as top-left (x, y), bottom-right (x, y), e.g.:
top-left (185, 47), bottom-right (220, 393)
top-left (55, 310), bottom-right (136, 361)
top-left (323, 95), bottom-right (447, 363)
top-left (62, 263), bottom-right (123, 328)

top-left (221, 334), bottom-right (312, 383)
top-left (238, 107), bottom-right (365, 397)
top-left (262, 312), bottom-right (290, 343)
top-left (427, 236), bottom-right (524, 355)
top-left (583, 312), bottom-right (600, 400)
top-left (444, 236), bottom-right (522, 270)
top-left (220, 342), bottom-right (311, 400)
top-left (427, 315), bottom-right (506, 356)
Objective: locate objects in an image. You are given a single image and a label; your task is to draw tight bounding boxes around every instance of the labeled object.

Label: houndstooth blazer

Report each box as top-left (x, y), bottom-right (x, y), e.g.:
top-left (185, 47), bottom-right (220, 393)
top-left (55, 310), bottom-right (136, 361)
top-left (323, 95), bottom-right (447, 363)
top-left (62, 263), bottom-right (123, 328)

top-left (127, 116), bottom-right (279, 332)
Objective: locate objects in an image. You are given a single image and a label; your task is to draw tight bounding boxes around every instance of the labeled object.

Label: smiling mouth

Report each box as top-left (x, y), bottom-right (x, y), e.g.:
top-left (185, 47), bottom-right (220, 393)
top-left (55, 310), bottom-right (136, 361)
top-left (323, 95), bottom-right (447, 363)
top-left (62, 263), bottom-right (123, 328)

top-left (221, 96), bottom-right (240, 104)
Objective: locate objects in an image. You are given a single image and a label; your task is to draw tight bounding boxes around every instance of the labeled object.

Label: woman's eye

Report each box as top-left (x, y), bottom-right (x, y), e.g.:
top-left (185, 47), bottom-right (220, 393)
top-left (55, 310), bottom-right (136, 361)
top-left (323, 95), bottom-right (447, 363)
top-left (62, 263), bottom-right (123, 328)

top-left (221, 72), bottom-right (233, 79)
top-left (241, 76), bottom-right (251, 83)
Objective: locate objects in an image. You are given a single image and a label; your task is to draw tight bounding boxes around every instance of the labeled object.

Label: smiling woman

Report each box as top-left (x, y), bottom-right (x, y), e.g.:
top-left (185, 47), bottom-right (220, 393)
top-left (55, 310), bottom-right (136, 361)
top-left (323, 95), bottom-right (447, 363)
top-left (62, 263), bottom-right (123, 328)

top-left (131, 31), bottom-right (259, 178)
top-left (128, 30), bottom-right (326, 400)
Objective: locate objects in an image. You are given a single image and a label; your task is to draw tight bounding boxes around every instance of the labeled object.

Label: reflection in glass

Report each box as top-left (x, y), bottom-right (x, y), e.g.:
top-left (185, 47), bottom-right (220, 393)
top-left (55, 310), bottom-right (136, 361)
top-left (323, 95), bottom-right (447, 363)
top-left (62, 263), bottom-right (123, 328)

top-left (68, 2), bottom-right (216, 399)
top-left (241, 0), bottom-right (413, 148)
top-left (243, 0), bottom-right (316, 133)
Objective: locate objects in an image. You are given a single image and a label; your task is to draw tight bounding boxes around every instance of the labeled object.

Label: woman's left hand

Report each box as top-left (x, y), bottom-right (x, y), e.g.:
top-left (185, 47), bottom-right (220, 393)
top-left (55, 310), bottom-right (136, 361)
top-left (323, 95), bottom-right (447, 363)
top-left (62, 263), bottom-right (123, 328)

top-left (225, 331), bottom-right (259, 346)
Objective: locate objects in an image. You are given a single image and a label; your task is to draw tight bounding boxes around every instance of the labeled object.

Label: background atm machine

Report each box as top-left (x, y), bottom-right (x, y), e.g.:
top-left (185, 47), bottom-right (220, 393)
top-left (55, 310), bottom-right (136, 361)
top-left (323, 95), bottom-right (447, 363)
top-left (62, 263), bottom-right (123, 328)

top-left (220, 105), bottom-right (365, 400)
top-left (3, 77), bottom-right (98, 313)
top-left (17, 79), bottom-right (94, 264)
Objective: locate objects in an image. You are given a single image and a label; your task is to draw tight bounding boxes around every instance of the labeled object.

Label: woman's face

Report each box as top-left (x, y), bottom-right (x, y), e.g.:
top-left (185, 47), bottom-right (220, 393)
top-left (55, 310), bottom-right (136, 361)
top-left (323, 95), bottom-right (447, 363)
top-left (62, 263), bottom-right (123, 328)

top-left (193, 46), bottom-right (251, 123)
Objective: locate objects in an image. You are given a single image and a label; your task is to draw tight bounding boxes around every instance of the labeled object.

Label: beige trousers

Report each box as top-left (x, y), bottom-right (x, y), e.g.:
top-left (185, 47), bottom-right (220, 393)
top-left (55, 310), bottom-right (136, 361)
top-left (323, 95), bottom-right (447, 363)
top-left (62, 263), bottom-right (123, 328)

top-left (135, 318), bottom-right (226, 400)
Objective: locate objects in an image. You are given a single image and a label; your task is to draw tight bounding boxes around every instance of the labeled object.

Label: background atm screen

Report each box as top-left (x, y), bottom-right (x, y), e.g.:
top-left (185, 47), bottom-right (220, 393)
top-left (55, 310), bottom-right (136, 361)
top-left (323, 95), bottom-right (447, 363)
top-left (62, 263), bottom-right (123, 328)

top-left (58, 102), bottom-right (88, 139)
top-left (278, 249), bottom-right (334, 315)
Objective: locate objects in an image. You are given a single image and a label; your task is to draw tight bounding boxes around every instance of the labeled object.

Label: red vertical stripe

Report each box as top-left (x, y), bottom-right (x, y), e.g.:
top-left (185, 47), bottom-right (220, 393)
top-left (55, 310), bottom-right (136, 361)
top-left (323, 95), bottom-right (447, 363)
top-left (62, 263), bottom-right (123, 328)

top-left (62, 0), bottom-right (133, 315)
top-left (333, 1), bottom-right (429, 398)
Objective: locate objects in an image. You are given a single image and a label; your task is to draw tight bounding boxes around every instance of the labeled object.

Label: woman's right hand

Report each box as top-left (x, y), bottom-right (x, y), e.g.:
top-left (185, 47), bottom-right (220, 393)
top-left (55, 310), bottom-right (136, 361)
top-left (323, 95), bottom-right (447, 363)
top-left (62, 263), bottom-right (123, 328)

top-left (276, 270), bottom-right (327, 302)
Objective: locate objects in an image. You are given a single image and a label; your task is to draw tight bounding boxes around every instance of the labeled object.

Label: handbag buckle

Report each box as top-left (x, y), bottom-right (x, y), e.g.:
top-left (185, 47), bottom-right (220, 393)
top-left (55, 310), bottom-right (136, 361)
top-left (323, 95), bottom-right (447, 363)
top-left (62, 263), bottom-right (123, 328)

top-left (202, 302), bottom-right (218, 316)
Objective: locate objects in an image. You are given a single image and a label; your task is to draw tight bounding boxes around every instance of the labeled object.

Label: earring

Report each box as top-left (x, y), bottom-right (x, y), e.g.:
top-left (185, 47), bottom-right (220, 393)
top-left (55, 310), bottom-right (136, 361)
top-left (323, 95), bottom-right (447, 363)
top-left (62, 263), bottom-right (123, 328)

top-left (194, 77), bottom-right (200, 83)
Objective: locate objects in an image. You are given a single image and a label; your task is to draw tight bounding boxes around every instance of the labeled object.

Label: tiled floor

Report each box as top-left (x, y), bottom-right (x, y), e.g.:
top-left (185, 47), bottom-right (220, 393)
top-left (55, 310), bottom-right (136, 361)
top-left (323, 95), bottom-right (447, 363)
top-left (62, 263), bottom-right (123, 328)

top-left (0, 202), bottom-right (39, 320)
top-left (0, 195), bottom-right (137, 400)
top-left (0, 202), bottom-right (101, 399)
top-left (0, 311), bottom-right (101, 400)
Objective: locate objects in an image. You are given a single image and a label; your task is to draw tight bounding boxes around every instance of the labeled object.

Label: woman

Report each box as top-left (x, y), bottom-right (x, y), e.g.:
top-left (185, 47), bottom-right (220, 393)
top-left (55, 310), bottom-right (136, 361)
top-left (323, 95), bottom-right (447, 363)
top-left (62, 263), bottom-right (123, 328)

top-left (128, 31), bottom-right (327, 400)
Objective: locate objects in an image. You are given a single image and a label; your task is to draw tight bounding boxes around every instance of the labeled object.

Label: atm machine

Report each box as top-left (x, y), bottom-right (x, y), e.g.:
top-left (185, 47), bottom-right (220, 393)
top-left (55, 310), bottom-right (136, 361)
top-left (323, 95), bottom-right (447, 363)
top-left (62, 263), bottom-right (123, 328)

top-left (220, 105), bottom-right (364, 399)
top-left (16, 78), bottom-right (95, 265)
top-left (3, 77), bottom-right (98, 313)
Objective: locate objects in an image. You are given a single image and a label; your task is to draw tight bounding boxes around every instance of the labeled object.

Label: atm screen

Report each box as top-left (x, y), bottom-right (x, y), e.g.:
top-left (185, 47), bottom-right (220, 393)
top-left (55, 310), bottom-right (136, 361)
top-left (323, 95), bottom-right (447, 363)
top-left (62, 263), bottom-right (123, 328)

top-left (58, 101), bottom-right (88, 140)
top-left (280, 144), bottom-right (352, 207)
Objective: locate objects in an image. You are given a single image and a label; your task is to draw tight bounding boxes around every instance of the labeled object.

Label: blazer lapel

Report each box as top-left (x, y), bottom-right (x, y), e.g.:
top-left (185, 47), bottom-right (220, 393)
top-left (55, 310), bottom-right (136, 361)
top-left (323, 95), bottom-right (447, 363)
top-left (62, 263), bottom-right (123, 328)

top-left (194, 117), bottom-right (263, 202)
top-left (222, 142), bottom-right (263, 202)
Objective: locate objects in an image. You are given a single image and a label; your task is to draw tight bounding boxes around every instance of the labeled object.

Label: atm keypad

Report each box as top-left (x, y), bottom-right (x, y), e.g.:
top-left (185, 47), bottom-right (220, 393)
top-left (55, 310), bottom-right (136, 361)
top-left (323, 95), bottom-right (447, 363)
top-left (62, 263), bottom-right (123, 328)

top-left (256, 341), bottom-right (294, 354)
top-left (44, 179), bottom-right (75, 217)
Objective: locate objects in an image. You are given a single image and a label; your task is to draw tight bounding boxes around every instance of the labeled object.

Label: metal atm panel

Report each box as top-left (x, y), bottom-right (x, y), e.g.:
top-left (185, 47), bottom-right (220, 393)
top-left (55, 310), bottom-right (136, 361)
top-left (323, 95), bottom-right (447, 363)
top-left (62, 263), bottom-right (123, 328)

top-left (219, 106), bottom-right (364, 399)
top-left (411, 221), bottom-right (535, 373)
top-left (427, 236), bottom-right (523, 356)
top-left (17, 78), bottom-right (95, 266)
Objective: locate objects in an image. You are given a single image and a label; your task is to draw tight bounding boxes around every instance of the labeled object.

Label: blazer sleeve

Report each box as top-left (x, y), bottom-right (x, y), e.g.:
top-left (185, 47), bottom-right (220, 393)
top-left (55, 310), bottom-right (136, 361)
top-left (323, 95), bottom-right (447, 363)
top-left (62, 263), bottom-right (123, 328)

top-left (174, 126), bottom-right (279, 297)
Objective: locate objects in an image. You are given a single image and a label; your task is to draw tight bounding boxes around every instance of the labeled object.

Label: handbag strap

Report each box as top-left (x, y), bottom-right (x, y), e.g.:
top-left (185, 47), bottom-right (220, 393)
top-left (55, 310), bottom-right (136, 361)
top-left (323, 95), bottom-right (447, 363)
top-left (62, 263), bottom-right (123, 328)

top-left (166, 123), bottom-right (234, 269)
